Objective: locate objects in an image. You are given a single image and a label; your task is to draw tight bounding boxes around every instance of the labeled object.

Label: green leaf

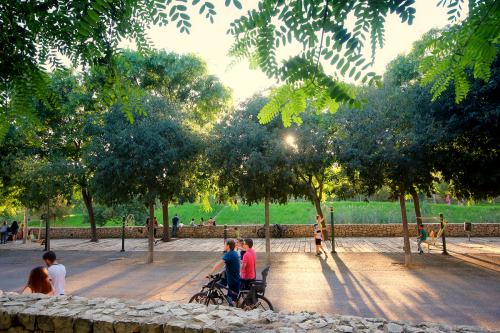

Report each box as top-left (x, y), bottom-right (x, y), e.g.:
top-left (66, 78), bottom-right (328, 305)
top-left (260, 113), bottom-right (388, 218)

top-left (233, 0), bottom-right (242, 9)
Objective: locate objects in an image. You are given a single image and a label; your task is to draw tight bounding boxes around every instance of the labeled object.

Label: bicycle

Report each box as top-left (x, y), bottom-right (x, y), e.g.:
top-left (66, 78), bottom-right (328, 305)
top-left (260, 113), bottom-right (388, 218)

top-left (257, 224), bottom-right (294, 238)
top-left (189, 267), bottom-right (273, 311)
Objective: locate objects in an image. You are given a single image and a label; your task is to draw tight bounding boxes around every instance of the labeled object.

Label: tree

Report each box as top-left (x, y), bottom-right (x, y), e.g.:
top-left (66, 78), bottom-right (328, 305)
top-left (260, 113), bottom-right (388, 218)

top-left (335, 85), bottom-right (439, 267)
top-left (117, 50), bottom-right (231, 126)
top-left (113, 50), bottom-right (231, 240)
top-left (430, 53), bottom-right (500, 199)
top-left (286, 111), bottom-right (337, 235)
top-left (210, 95), bottom-right (297, 261)
top-left (87, 99), bottom-right (200, 262)
top-left (40, 69), bottom-right (104, 241)
top-left (386, 34), bottom-right (500, 201)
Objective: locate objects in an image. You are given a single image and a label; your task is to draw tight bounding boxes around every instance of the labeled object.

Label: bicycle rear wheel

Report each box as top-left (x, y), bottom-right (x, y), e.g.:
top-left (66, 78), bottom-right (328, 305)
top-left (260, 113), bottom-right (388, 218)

top-left (189, 292), bottom-right (216, 306)
top-left (251, 295), bottom-right (274, 311)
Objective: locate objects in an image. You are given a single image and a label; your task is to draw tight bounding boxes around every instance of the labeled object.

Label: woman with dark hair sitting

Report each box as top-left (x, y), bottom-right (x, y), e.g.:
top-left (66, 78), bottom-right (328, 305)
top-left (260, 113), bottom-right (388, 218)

top-left (23, 266), bottom-right (53, 295)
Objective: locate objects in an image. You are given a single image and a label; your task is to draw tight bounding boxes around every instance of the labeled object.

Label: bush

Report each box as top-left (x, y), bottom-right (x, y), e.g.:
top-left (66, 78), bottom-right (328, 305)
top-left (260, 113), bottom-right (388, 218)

top-left (82, 199), bottom-right (148, 227)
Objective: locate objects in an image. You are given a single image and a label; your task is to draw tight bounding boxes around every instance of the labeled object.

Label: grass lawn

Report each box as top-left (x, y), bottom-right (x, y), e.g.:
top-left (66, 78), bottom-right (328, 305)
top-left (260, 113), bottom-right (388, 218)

top-left (26, 200), bottom-right (499, 228)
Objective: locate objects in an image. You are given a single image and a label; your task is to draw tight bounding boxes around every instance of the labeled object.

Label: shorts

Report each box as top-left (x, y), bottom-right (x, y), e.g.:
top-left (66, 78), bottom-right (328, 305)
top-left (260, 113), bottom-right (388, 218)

top-left (315, 239), bottom-right (322, 245)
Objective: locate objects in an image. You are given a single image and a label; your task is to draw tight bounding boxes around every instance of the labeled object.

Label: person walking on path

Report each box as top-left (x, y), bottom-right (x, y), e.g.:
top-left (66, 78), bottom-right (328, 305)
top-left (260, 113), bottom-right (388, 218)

top-left (10, 220), bottom-right (19, 242)
top-left (314, 223), bottom-right (328, 257)
top-left (43, 251), bottom-right (66, 296)
top-left (417, 224), bottom-right (427, 254)
top-left (172, 214), bottom-right (179, 238)
top-left (208, 239), bottom-right (240, 304)
top-left (0, 221), bottom-right (8, 244)
top-left (23, 267), bottom-right (53, 295)
top-left (240, 238), bottom-right (256, 290)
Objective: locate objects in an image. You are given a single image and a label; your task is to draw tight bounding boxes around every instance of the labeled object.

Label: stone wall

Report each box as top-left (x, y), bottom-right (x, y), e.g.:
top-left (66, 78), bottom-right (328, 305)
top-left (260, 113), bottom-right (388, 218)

top-left (31, 223), bottom-right (500, 239)
top-left (0, 291), bottom-right (489, 333)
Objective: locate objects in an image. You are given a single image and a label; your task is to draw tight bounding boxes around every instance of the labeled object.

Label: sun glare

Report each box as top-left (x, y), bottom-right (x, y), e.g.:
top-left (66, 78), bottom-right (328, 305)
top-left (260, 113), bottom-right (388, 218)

top-left (285, 134), bottom-right (298, 150)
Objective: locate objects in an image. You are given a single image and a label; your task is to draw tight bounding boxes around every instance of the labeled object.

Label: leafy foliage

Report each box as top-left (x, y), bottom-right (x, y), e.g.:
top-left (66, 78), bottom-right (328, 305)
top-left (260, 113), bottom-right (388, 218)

top-left (228, 0), bottom-right (418, 123)
top-left (0, 0), bottom-right (238, 138)
top-left (334, 84), bottom-right (440, 198)
top-left (430, 54), bottom-right (500, 199)
top-left (87, 100), bottom-right (200, 207)
top-left (209, 95), bottom-right (298, 204)
top-left (419, 0), bottom-right (500, 103)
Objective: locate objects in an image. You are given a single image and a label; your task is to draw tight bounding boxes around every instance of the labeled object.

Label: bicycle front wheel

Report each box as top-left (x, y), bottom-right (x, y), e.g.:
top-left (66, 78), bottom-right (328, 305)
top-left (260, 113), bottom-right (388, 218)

top-left (189, 292), bottom-right (215, 306)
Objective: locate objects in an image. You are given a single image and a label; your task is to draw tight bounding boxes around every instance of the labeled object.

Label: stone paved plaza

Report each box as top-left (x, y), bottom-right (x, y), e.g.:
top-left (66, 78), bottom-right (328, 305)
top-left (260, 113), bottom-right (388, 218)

top-left (3, 237), bottom-right (499, 254)
top-left (1, 237), bottom-right (499, 330)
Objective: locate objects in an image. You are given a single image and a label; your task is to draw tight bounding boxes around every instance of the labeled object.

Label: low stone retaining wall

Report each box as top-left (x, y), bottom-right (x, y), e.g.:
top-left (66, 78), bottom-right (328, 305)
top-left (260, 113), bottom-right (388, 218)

top-left (31, 223), bottom-right (500, 239)
top-left (0, 291), bottom-right (489, 333)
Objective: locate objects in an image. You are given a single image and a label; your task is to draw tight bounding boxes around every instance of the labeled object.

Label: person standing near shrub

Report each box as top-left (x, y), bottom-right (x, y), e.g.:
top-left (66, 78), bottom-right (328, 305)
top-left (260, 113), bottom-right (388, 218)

top-left (43, 251), bottom-right (66, 296)
top-left (10, 220), bottom-right (19, 242)
top-left (172, 214), bottom-right (179, 237)
top-left (0, 221), bottom-right (8, 244)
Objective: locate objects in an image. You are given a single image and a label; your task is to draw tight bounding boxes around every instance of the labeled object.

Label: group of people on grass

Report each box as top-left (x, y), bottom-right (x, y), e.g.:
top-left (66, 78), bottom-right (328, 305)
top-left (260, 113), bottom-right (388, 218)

top-left (146, 214), bottom-right (218, 239)
top-left (22, 251), bottom-right (66, 296)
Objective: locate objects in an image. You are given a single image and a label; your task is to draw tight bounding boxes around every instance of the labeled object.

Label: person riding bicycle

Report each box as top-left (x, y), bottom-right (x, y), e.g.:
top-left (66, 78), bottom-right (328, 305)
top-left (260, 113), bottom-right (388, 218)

top-left (208, 239), bottom-right (240, 304)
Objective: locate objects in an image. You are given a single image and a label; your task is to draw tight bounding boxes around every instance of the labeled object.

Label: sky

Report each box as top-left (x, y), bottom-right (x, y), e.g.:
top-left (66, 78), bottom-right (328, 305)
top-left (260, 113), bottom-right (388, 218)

top-left (130, 2), bottom-right (453, 102)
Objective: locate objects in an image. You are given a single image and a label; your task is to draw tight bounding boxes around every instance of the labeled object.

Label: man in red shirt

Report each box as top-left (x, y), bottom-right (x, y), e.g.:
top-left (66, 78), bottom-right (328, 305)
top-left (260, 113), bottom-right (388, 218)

top-left (240, 238), bottom-right (256, 290)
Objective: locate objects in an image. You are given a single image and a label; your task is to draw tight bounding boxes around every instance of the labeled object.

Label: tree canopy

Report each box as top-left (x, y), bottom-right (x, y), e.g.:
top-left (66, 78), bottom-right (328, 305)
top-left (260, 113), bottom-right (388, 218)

top-left (2, 0), bottom-right (498, 134)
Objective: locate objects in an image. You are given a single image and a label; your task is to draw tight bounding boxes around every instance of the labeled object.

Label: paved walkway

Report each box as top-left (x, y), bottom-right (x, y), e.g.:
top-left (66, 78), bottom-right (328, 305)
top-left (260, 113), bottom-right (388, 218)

top-left (0, 249), bottom-right (499, 330)
top-left (3, 237), bottom-right (500, 255)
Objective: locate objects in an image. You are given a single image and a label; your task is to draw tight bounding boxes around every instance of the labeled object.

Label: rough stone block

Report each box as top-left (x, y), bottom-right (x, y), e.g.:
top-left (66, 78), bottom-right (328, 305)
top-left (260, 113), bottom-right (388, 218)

top-left (164, 321), bottom-right (186, 333)
top-left (114, 320), bottom-right (141, 333)
top-left (52, 315), bottom-right (74, 332)
top-left (74, 318), bottom-right (92, 333)
top-left (139, 323), bottom-right (163, 333)
top-left (94, 320), bottom-right (115, 333)
top-left (0, 311), bottom-right (12, 330)
top-left (37, 314), bottom-right (55, 331)
top-left (17, 312), bottom-right (35, 330)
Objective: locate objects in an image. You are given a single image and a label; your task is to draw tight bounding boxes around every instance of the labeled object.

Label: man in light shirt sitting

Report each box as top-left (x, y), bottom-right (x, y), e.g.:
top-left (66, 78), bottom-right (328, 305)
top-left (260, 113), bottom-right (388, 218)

top-left (43, 251), bottom-right (66, 296)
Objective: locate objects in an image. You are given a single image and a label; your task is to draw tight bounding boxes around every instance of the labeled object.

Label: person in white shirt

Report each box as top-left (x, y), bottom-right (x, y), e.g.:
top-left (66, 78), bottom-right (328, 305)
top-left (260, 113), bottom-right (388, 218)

top-left (42, 251), bottom-right (66, 296)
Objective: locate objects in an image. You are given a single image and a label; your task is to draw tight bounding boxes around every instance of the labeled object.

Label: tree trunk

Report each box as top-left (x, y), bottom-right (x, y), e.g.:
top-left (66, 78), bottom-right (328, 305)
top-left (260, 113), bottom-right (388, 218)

top-left (162, 199), bottom-right (170, 242)
top-left (410, 188), bottom-right (422, 227)
top-left (399, 191), bottom-right (412, 267)
top-left (82, 188), bottom-right (98, 242)
top-left (264, 195), bottom-right (271, 263)
top-left (147, 203), bottom-right (155, 263)
top-left (23, 207), bottom-right (28, 244)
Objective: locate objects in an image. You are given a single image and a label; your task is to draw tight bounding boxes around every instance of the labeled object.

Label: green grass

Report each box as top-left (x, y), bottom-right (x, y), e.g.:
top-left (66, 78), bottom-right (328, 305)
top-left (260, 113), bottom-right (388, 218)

top-left (25, 201), bottom-right (499, 227)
